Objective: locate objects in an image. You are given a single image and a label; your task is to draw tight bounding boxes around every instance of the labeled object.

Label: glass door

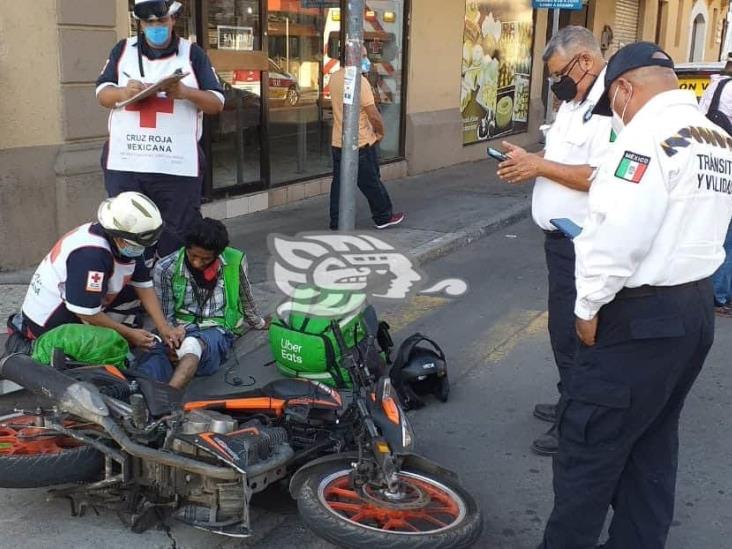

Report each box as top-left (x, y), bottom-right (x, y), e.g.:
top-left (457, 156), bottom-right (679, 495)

top-left (203, 0), bottom-right (268, 195)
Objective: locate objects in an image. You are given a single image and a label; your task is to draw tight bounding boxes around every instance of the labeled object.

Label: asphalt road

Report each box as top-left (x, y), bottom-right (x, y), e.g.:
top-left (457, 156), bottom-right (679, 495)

top-left (1, 219), bottom-right (731, 548)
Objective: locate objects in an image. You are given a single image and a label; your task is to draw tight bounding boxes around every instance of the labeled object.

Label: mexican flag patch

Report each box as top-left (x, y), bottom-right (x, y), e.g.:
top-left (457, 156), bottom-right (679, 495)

top-left (614, 151), bottom-right (651, 183)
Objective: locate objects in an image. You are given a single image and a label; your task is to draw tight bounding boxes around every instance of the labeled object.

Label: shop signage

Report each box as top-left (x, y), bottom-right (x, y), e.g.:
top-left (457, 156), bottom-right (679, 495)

top-left (461, 0), bottom-right (535, 145)
top-left (532, 0), bottom-right (583, 10)
top-left (217, 26), bottom-right (254, 51)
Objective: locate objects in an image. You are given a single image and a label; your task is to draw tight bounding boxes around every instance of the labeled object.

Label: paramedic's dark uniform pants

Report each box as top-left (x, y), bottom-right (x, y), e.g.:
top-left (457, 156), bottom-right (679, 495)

top-left (545, 231), bottom-right (578, 390)
top-left (539, 279), bottom-right (714, 549)
top-left (103, 143), bottom-right (204, 257)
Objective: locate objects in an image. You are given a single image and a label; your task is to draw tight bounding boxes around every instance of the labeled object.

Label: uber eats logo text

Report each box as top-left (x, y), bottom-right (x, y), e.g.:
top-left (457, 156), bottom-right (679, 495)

top-left (279, 338), bottom-right (303, 364)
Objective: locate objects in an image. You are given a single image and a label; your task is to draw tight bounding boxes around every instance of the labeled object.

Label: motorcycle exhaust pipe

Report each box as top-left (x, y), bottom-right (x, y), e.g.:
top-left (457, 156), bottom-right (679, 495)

top-left (0, 353), bottom-right (109, 423)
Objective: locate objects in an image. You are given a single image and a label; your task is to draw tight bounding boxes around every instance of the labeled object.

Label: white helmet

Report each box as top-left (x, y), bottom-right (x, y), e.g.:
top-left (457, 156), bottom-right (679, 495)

top-left (97, 192), bottom-right (163, 247)
top-left (133, 0), bottom-right (183, 21)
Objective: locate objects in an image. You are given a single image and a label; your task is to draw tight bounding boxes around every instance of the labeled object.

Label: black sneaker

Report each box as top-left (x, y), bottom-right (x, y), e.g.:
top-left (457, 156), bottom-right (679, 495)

top-left (375, 212), bottom-right (405, 229)
top-left (531, 424), bottom-right (558, 456)
top-left (715, 304), bottom-right (732, 317)
top-left (533, 403), bottom-right (557, 423)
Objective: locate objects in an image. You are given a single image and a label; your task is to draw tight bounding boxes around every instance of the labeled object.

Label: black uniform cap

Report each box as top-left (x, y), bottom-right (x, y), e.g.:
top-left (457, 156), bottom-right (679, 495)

top-left (593, 42), bottom-right (675, 116)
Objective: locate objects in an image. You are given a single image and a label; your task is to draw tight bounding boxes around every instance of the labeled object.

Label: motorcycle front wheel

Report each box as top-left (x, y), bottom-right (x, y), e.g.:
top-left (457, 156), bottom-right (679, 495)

top-left (295, 461), bottom-right (483, 549)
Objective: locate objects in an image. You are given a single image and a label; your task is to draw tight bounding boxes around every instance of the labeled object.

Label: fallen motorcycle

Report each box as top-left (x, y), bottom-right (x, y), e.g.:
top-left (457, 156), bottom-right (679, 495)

top-left (0, 323), bottom-right (482, 548)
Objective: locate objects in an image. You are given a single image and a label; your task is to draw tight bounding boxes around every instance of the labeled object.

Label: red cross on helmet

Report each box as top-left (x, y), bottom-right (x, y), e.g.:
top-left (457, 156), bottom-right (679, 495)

top-left (133, 0), bottom-right (183, 21)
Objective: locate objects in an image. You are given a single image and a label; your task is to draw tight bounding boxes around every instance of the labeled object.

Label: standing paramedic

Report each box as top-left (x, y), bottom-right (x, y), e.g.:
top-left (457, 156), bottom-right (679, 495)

top-left (539, 42), bottom-right (732, 549)
top-left (96, 0), bottom-right (224, 258)
top-left (496, 26), bottom-right (613, 456)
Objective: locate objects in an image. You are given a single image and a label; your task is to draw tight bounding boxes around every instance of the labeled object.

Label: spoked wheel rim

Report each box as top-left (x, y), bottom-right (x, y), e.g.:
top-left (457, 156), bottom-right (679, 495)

top-left (317, 469), bottom-right (467, 535)
top-left (0, 415), bottom-right (84, 455)
top-left (286, 88), bottom-right (299, 105)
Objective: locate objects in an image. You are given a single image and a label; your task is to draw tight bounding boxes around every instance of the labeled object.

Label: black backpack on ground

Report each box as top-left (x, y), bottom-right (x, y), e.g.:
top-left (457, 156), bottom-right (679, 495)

top-left (705, 78), bottom-right (732, 136)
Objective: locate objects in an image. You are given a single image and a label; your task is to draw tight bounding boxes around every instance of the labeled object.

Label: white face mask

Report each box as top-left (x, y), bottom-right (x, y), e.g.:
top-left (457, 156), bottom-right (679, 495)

top-left (610, 83), bottom-right (632, 136)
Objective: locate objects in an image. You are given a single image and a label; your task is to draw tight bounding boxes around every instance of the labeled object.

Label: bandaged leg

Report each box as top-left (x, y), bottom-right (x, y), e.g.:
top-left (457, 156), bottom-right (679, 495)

top-left (175, 337), bottom-right (203, 360)
top-left (169, 337), bottom-right (205, 390)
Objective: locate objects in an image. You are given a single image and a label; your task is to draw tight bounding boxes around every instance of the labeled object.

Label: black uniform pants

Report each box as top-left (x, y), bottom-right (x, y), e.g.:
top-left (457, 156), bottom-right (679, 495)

top-left (544, 232), bottom-right (578, 391)
top-left (102, 143), bottom-right (204, 258)
top-left (539, 279), bottom-right (715, 549)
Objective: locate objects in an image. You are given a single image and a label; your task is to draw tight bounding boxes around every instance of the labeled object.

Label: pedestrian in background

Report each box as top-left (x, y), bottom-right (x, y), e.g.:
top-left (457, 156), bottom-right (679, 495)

top-left (700, 53), bottom-right (732, 316)
top-left (540, 42), bottom-right (732, 549)
top-left (329, 46), bottom-right (404, 230)
top-left (496, 26), bottom-right (613, 456)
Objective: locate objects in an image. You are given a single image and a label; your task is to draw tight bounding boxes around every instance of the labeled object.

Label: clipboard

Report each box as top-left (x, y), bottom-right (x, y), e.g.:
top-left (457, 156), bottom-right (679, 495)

top-left (115, 70), bottom-right (190, 109)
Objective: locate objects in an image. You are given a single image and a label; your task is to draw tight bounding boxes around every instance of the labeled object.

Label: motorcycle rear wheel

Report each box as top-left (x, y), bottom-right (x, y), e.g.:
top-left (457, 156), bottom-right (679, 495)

top-left (0, 414), bottom-right (103, 488)
top-left (296, 461), bottom-right (483, 549)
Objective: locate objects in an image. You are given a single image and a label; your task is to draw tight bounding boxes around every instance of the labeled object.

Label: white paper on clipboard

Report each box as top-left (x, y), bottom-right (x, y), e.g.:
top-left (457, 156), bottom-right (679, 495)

top-left (343, 66), bottom-right (358, 106)
top-left (114, 71), bottom-right (190, 109)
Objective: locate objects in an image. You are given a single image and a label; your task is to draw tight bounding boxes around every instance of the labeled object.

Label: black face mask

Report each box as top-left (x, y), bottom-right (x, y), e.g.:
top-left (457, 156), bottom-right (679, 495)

top-left (551, 75), bottom-right (578, 102)
top-left (184, 254), bottom-right (219, 290)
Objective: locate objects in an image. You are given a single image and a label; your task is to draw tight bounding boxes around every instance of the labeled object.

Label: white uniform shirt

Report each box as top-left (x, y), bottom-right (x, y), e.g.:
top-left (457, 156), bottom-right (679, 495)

top-left (575, 89), bottom-right (732, 320)
top-left (22, 223), bottom-right (152, 327)
top-left (533, 68), bottom-right (614, 230)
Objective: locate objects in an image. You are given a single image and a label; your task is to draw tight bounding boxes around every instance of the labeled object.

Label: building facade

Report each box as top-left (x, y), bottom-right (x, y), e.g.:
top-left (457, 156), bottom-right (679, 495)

top-left (0, 0), bottom-right (550, 270)
top-left (560, 0), bottom-right (729, 62)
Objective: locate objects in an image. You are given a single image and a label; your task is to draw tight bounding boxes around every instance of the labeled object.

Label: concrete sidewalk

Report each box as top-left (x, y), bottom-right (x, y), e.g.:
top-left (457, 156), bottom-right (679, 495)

top-left (0, 158), bottom-right (533, 323)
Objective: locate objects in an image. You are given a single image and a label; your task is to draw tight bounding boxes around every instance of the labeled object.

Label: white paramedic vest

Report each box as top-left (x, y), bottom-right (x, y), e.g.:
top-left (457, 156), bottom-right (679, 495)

top-left (22, 224), bottom-right (139, 325)
top-left (106, 37), bottom-right (201, 177)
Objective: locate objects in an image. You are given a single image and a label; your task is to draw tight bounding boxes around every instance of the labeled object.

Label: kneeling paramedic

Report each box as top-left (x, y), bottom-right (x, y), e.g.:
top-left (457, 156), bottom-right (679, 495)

top-left (14, 192), bottom-right (184, 352)
top-left (539, 43), bottom-right (732, 549)
top-left (136, 218), bottom-right (268, 389)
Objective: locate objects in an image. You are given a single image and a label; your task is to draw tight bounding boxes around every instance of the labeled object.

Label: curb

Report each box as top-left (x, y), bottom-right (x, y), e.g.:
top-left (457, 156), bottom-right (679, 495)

top-left (407, 200), bottom-right (531, 266)
top-left (0, 202), bottom-right (531, 288)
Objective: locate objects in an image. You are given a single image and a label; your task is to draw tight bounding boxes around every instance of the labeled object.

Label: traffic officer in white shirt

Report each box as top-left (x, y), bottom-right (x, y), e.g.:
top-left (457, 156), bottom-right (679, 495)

top-left (497, 26), bottom-right (613, 455)
top-left (539, 42), bottom-right (732, 549)
top-left (96, 0), bottom-right (224, 258)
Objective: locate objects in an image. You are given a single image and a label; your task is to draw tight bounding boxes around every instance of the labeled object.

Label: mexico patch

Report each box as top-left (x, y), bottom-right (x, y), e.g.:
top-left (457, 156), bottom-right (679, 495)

top-left (615, 151), bottom-right (650, 183)
top-left (86, 271), bottom-right (104, 293)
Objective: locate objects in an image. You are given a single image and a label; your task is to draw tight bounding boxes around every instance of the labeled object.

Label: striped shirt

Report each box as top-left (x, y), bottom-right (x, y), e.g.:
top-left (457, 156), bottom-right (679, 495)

top-left (154, 250), bottom-right (265, 331)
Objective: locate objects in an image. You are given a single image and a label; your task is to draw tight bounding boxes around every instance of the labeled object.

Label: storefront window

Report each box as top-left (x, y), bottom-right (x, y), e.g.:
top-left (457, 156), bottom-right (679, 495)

top-left (124, 1), bottom-right (408, 194)
top-left (207, 0), bottom-right (264, 189)
top-left (361, 1), bottom-right (405, 160)
top-left (266, 0), bottom-right (334, 185)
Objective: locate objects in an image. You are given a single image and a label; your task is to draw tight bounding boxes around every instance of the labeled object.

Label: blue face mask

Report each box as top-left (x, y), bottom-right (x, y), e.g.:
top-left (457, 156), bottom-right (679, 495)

top-left (361, 57), bottom-right (372, 74)
top-left (119, 242), bottom-right (146, 258)
top-left (144, 25), bottom-right (170, 47)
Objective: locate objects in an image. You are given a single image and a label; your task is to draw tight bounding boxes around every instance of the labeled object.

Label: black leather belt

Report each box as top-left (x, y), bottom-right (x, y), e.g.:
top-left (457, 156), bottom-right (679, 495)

top-left (543, 230), bottom-right (567, 239)
top-left (616, 279), bottom-right (708, 300)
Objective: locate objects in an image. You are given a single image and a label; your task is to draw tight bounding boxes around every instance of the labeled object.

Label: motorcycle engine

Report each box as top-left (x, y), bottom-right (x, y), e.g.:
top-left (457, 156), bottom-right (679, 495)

top-left (181, 409), bottom-right (237, 435)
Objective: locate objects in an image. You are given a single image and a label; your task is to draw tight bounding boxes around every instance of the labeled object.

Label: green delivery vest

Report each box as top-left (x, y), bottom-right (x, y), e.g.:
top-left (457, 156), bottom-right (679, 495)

top-left (171, 247), bottom-right (246, 335)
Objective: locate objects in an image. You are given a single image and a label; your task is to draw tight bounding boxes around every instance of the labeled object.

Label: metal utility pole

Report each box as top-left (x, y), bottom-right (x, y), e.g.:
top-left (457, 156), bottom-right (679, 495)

top-left (338, 0), bottom-right (365, 231)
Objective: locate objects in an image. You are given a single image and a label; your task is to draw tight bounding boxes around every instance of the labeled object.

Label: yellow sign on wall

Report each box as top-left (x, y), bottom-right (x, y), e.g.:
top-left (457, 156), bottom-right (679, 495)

top-left (677, 76), bottom-right (711, 98)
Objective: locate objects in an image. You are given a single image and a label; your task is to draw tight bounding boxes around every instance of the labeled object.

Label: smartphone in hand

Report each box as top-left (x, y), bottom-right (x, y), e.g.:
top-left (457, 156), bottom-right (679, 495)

top-left (487, 147), bottom-right (509, 162)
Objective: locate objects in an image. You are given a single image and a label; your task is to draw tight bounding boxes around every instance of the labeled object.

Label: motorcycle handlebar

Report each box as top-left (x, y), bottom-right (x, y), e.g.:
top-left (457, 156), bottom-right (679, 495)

top-left (0, 353), bottom-right (109, 422)
top-left (1, 353), bottom-right (78, 400)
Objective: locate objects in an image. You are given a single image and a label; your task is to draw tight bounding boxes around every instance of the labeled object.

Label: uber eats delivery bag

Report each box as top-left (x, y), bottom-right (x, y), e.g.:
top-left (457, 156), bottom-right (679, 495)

top-left (32, 324), bottom-right (129, 369)
top-left (269, 288), bottom-right (389, 387)
top-left (268, 310), bottom-right (367, 387)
